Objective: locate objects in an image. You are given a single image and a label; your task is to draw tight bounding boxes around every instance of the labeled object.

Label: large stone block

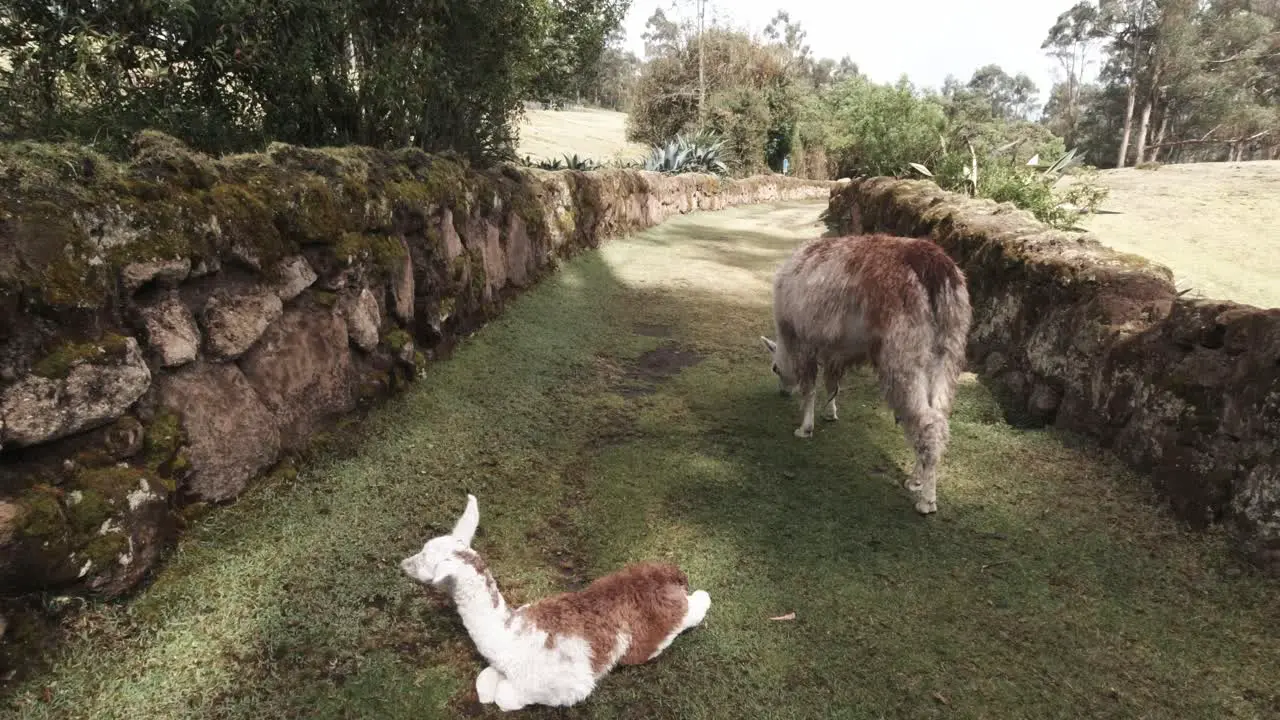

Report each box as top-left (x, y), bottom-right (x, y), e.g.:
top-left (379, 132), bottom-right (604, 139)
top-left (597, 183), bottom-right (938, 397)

top-left (202, 288), bottom-right (284, 360)
top-left (157, 362), bottom-right (281, 502)
top-left (240, 306), bottom-right (357, 450)
top-left (1, 337), bottom-right (151, 449)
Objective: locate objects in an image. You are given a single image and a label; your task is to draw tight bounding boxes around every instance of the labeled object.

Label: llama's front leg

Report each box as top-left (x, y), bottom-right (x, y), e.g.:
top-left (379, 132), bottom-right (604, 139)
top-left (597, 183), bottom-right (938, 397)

top-left (476, 666), bottom-right (502, 704)
top-left (795, 386), bottom-right (817, 438)
top-left (494, 678), bottom-right (527, 712)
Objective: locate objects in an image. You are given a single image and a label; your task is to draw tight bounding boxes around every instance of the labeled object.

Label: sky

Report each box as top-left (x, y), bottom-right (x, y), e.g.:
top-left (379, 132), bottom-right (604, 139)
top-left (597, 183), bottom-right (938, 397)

top-left (622, 0), bottom-right (1101, 108)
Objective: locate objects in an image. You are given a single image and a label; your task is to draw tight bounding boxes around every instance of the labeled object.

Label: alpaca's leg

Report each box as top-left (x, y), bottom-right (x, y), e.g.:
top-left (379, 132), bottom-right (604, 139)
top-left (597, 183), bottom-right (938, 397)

top-left (476, 666), bottom-right (502, 704)
top-left (795, 389), bottom-right (816, 437)
top-left (494, 679), bottom-right (526, 712)
top-left (648, 590), bottom-right (712, 660)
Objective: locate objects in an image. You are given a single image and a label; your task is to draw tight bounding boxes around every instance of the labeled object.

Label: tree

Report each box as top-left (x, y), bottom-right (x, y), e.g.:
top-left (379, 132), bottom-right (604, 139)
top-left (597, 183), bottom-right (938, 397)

top-left (572, 29), bottom-right (643, 110)
top-left (0, 0), bottom-right (632, 160)
top-left (808, 57), bottom-right (861, 89)
top-left (1042, 2), bottom-right (1106, 147)
top-left (1058, 0), bottom-right (1279, 166)
top-left (949, 65), bottom-right (1041, 122)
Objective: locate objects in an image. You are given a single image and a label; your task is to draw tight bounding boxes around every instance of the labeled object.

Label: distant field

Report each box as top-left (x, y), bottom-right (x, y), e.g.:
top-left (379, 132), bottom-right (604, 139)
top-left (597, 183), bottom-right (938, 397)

top-left (516, 106), bottom-right (648, 164)
top-left (517, 110), bottom-right (1279, 308)
top-left (1080, 160), bottom-right (1280, 309)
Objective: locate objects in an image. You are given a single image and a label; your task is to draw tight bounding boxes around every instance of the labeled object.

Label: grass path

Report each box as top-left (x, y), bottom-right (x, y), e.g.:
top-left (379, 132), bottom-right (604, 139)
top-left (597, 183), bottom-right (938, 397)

top-left (6, 201), bottom-right (1279, 719)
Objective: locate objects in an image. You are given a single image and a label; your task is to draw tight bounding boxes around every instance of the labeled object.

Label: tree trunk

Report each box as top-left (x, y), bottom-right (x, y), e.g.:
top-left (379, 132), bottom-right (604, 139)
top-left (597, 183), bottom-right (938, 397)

top-left (1118, 83), bottom-right (1138, 168)
top-left (697, 0), bottom-right (706, 130)
top-left (1135, 60), bottom-right (1161, 164)
top-left (1135, 97), bottom-right (1155, 164)
top-left (1149, 108), bottom-right (1169, 162)
top-left (1117, 0), bottom-right (1148, 169)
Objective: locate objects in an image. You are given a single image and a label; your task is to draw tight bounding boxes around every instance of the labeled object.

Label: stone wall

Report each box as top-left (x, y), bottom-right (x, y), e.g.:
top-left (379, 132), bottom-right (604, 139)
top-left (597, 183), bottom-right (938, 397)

top-left (825, 178), bottom-right (1280, 573)
top-left (0, 132), bottom-right (834, 599)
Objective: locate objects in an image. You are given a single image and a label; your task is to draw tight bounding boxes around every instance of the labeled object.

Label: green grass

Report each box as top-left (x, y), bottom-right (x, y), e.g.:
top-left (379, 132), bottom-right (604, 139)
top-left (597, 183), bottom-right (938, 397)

top-left (6, 200), bottom-right (1280, 719)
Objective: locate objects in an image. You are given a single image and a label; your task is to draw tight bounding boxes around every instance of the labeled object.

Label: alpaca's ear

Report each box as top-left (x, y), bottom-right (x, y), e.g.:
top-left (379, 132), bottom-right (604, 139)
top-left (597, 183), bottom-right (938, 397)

top-left (451, 494), bottom-right (480, 547)
top-left (760, 336), bottom-right (777, 354)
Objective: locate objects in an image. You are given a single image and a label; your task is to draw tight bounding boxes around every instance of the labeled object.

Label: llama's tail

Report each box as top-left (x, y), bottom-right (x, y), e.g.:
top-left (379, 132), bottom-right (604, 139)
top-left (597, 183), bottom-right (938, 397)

top-left (925, 274), bottom-right (972, 416)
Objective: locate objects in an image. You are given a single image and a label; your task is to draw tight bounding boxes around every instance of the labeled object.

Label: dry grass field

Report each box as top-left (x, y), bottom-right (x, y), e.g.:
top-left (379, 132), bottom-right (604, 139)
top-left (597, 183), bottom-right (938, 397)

top-left (1081, 160), bottom-right (1280, 309)
top-left (516, 106), bottom-right (649, 164)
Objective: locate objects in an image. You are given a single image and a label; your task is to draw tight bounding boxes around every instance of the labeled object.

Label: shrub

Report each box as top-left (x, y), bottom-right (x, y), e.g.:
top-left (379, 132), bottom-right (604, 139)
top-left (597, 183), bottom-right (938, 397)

top-left (911, 148), bottom-right (1110, 229)
top-left (708, 88), bottom-right (772, 175)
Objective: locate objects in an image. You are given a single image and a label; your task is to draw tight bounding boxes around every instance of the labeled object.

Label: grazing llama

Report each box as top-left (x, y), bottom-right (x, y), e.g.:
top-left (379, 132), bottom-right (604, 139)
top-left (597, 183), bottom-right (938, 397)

top-left (760, 233), bottom-right (972, 514)
top-left (400, 494), bottom-right (711, 712)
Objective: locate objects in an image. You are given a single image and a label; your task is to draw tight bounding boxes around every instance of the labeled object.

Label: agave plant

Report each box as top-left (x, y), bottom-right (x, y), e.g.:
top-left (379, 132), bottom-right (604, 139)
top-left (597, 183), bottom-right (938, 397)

top-left (560, 153), bottom-right (601, 171)
top-left (520, 153), bottom-right (602, 171)
top-left (644, 132), bottom-right (730, 176)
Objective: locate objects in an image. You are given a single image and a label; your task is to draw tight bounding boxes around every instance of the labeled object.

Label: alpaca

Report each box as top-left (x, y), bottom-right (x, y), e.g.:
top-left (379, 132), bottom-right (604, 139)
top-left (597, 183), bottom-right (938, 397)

top-left (760, 233), bottom-right (972, 515)
top-left (399, 494), bottom-right (711, 712)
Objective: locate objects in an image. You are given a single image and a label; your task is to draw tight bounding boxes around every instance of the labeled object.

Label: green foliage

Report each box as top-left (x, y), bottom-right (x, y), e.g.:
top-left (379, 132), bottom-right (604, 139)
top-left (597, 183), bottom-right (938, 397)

top-left (811, 76), bottom-right (948, 178)
top-left (0, 1), bottom-right (630, 161)
top-left (643, 133), bottom-right (730, 175)
top-left (627, 22), bottom-right (801, 175)
top-left (707, 89), bottom-right (772, 175)
top-left (912, 148), bottom-right (1111, 229)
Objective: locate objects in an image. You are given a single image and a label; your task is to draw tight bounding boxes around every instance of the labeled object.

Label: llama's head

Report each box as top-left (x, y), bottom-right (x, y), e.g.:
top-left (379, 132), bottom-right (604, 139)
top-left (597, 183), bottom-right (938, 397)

top-left (400, 493), bottom-right (481, 588)
top-left (760, 336), bottom-right (797, 395)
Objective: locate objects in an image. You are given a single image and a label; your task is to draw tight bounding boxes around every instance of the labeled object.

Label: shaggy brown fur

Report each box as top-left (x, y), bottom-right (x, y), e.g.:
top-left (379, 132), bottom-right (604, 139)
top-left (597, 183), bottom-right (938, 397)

top-left (519, 562), bottom-right (690, 674)
top-left (764, 233), bottom-right (972, 514)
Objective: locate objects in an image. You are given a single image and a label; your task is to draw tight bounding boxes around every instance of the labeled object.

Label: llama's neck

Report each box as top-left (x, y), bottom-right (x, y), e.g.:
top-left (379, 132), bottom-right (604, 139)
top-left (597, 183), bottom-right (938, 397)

top-left (447, 553), bottom-right (515, 659)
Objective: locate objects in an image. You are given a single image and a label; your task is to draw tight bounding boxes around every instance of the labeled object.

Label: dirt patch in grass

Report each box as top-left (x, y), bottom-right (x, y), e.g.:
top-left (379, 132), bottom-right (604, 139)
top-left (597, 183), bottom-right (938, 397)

top-left (617, 346), bottom-right (704, 397)
top-left (632, 322), bottom-right (672, 338)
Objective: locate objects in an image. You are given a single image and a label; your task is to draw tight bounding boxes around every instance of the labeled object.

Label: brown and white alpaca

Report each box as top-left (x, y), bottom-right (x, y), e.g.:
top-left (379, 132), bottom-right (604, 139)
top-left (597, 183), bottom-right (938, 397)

top-left (400, 494), bottom-right (711, 712)
top-left (760, 233), bottom-right (972, 514)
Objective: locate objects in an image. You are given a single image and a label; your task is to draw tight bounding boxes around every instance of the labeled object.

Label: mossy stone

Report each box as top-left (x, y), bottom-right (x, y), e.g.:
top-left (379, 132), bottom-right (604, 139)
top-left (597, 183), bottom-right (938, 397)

top-left (384, 328), bottom-right (413, 353)
top-left (15, 486), bottom-right (66, 539)
top-left (31, 334), bottom-right (132, 379)
top-left (143, 410), bottom-right (185, 472)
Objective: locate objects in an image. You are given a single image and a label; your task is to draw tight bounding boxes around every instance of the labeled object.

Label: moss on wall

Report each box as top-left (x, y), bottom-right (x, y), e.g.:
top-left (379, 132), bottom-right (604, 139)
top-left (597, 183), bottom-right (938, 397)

top-left (31, 335), bottom-right (132, 379)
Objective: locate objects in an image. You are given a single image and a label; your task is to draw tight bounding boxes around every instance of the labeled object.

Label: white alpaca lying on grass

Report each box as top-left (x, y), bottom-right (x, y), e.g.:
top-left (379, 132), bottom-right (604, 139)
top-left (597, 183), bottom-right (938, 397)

top-left (400, 494), bottom-right (711, 712)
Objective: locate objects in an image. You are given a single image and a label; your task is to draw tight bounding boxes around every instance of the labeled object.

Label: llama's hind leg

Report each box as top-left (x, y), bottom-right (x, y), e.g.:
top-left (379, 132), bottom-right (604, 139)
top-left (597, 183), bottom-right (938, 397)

top-left (476, 666), bottom-right (502, 704)
top-left (494, 678), bottom-right (527, 712)
top-left (882, 367), bottom-right (949, 515)
top-left (648, 590), bottom-right (711, 661)
top-left (903, 411), bottom-right (949, 515)
top-left (822, 366), bottom-right (843, 422)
